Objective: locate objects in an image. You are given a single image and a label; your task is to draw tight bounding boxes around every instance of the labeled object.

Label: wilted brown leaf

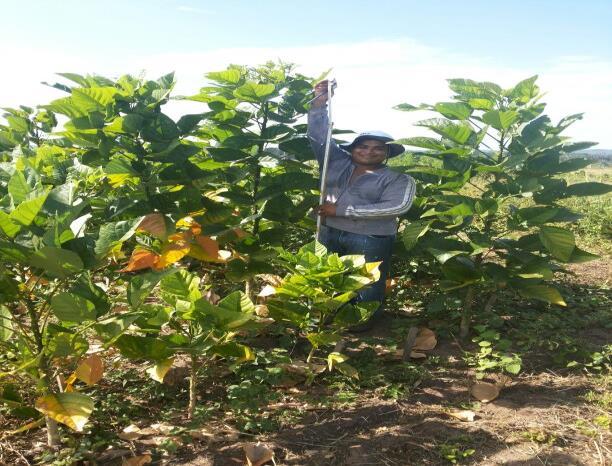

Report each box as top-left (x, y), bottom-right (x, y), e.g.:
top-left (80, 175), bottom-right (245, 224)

top-left (138, 214), bottom-right (167, 238)
top-left (244, 442), bottom-right (274, 466)
top-left (471, 382), bottom-right (500, 402)
top-left (122, 454), bottom-right (152, 466)
top-left (118, 424), bottom-right (143, 441)
top-left (254, 304), bottom-right (269, 317)
top-left (413, 328), bottom-right (437, 351)
top-left (120, 249), bottom-right (159, 272)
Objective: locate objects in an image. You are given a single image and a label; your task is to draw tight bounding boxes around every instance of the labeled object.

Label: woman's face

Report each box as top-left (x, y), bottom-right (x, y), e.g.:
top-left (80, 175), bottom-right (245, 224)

top-left (351, 139), bottom-right (388, 166)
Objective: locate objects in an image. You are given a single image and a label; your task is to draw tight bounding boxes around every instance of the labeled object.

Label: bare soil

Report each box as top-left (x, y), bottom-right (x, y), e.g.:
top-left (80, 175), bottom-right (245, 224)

top-left (1, 261), bottom-right (610, 465)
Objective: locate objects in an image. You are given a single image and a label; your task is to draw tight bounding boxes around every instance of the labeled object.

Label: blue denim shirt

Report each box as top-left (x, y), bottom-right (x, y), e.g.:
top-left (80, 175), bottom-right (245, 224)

top-left (308, 106), bottom-right (416, 236)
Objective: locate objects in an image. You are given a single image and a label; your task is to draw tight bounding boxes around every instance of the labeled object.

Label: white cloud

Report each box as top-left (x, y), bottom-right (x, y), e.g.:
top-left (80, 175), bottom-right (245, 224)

top-left (2, 39), bottom-right (611, 147)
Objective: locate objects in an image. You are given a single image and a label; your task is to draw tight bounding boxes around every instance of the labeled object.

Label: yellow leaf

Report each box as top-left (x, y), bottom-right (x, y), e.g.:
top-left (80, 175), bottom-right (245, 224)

top-left (35, 392), bottom-right (94, 432)
top-left (120, 249), bottom-right (159, 272)
top-left (137, 214), bottom-right (167, 238)
top-left (176, 216), bottom-right (201, 235)
top-left (63, 373), bottom-right (77, 392)
top-left (107, 174), bottom-right (138, 188)
top-left (146, 358), bottom-right (174, 383)
top-left (75, 354), bottom-right (104, 385)
top-left (327, 351), bottom-right (348, 371)
top-left (363, 261), bottom-right (381, 281)
top-left (155, 240), bottom-right (190, 269)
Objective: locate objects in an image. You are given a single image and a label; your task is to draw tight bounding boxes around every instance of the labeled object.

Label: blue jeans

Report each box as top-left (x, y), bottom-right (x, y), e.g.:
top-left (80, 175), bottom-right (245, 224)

top-left (319, 225), bottom-right (394, 309)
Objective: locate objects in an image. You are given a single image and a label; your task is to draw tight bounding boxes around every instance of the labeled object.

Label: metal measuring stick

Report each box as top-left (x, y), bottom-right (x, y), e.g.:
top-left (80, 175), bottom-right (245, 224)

top-left (316, 79), bottom-right (337, 242)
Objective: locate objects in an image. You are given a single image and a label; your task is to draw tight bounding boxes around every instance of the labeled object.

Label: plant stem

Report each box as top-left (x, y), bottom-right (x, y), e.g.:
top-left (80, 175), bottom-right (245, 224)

top-left (306, 345), bottom-right (316, 364)
top-left (460, 286), bottom-right (475, 339)
top-left (25, 297), bottom-right (61, 446)
top-left (188, 354), bottom-right (198, 420)
top-left (484, 293), bottom-right (498, 314)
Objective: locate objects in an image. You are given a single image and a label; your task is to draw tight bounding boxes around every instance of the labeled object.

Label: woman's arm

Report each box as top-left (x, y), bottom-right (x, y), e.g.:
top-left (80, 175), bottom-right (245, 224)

top-left (335, 174), bottom-right (416, 218)
top-left (307, 80), bottom-right (349, 167)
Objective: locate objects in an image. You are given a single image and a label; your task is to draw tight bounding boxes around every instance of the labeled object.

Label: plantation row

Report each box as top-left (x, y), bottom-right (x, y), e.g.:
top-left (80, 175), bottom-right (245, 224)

top-left (0, 63), bottom-right (610, 447)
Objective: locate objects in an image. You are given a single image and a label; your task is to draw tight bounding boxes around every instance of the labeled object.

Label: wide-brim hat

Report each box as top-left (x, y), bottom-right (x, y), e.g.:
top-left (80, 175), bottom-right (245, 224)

top-left (339, 131), bottom-right (405, 158)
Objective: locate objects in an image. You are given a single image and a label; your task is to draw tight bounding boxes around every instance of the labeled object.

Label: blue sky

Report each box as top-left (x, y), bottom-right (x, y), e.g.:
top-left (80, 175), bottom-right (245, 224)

top-left (2, 0), bottom-right (612, 146)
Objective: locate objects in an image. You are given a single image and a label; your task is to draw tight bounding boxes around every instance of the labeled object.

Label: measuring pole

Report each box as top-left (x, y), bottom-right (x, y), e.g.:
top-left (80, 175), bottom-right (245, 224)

top-left (316, 79), bottom-right (337, 242)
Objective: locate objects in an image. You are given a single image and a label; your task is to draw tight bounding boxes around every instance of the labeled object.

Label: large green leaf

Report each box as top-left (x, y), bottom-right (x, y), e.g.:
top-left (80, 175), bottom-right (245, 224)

top-left (29, 246), bottom-right (84, 278)
top-left (160, 270), bottom-right (201, 304)
top-left (7, 171), bottom-right (31, 204)
top-left (35, 392), bottom-right (94, 432)
top-left (94, 218), bottom-right (142, 257)
top-left (206, 68), bottom-right (243, 84)
top-left (141, 113), bottom-right (180, 142)
top-left (127, 270), bottom-right (171, 308)
top-left (114, 335), bottom-right (172, 361)
top-left (416, 119), bottom-right (474, 145)
top-left (538, 226), bottom-right (575, 262)
top-left (233, 82), bottom-right (276, 102)
top-left (393, 137), bottom-right (446, 151)
top-left (217, 291), bottom-right (255, 315)
top-left (402, 220), bottom-right (432, 250)
top-left (51, 292), bottom-right (97, 323)
top-left (195, 298), bottom-right (255, 330)
top-left (103, 114), bottom-right (144, 134)
top-left (207, 148), bottom-right (251, 162)
top-left (506, 75), bottom-right (539, 104)
top-left (71, 87), bottom-right (119, 112)
top-left (0, 211), bottom-right (20, 238)
top-left (514, 282), bottom-right (566, 306)
top-left (0, 306), bottom-right (13, 341)
top-left (210, 342), bottom-right (254, 362)
top-left (46, 332), bottom-right (89, 358)
top-left (266, 299), bottom-right (309, 326)
top-left (482, 110), bottom-right (519, 131)
top-left (447, 78), bottom-right (501, 99)
top-left (10, 191), bottom-right (50, 226)
top-left (434, 102), bottom-right (472, 120)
